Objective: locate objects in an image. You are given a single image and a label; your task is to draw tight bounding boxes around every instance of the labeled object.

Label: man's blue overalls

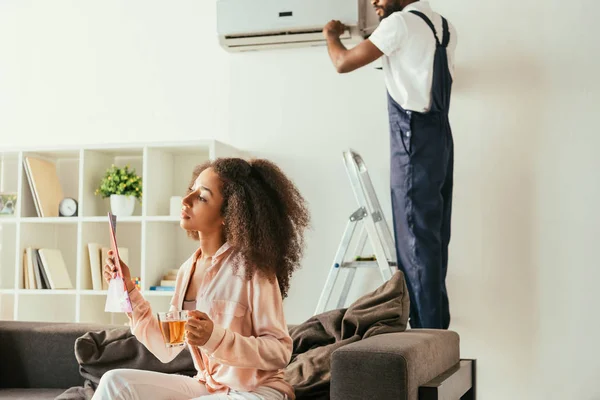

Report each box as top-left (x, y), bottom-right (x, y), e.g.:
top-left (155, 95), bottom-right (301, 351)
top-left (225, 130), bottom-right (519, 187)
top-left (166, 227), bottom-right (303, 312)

top-left (387, 11), bottom-right (453, 329)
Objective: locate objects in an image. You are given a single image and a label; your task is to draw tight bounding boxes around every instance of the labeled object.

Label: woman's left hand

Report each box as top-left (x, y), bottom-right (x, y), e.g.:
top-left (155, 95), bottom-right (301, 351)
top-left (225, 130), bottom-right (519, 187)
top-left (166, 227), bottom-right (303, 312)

top-left (185, 310), bottom-right (214, 347)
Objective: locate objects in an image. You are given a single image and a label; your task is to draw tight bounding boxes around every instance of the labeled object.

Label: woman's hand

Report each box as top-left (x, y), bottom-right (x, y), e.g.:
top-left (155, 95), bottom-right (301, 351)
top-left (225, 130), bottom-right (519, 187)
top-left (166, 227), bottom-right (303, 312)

top-left (103, 250), bottom-right (134, 291)
top-left (185, 310), bottom-right (214, 347)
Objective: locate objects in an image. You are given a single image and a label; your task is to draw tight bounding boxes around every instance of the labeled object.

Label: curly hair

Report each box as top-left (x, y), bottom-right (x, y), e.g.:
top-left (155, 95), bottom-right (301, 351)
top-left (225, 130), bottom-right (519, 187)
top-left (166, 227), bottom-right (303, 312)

top-left (186, 158), bottom-right (310, 299)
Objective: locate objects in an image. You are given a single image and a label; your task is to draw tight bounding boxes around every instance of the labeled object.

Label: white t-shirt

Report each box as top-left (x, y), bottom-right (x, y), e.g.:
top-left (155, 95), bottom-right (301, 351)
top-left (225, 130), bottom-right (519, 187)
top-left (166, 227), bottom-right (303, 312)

top-left (368, 1), bottom-right (457, 112)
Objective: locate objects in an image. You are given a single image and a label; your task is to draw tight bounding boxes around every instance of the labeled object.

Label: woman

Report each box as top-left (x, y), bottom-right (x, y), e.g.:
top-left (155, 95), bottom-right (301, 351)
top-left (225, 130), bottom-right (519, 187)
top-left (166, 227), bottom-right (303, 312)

top-left (95, 158), bottom-right (310, 400)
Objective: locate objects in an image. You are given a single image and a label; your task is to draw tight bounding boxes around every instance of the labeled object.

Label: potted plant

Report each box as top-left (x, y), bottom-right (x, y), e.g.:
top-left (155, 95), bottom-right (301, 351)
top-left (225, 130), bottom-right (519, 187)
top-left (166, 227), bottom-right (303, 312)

top-left (95, 164), bottom-right (142, 217)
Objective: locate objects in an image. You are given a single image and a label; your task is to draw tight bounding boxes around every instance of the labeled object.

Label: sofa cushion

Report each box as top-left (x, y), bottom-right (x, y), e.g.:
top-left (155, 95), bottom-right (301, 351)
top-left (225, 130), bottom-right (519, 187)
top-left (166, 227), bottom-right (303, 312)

top-left (0, 321), bottom-right (116, 389)
top-left (0, 388), bottom-right (66, 400)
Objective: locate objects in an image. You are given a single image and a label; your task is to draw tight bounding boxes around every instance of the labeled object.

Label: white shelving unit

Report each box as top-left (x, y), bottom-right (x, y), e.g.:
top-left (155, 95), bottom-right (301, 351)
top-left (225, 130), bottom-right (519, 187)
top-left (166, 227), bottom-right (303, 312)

top-left (0, 140), bottom-right (245, 324)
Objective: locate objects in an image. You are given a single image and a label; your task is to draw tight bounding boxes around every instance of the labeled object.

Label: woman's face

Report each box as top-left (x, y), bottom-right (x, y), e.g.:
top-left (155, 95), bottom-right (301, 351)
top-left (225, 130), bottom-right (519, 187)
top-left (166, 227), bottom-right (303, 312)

top-left (180, 167), bottom-right (225, 236)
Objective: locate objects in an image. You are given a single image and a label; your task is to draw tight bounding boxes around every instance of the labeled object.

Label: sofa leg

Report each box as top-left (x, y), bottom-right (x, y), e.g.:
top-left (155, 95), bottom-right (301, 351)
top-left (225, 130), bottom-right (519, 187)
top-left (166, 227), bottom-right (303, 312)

top-left (460, 359), bottom-right (476, 400)
top-left (419, 359), bottom-right (476, 400)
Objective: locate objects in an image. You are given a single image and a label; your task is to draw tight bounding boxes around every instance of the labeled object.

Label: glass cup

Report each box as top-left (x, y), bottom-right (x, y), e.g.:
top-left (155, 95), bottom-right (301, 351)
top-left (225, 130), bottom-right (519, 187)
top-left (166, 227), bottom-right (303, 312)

top-left (157, 310), bottom-right (188, 348)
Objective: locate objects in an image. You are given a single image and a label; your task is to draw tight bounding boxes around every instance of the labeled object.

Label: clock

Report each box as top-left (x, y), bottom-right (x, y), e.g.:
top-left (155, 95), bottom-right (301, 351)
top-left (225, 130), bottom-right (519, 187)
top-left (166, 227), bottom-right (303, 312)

top-left (59, 197), bottom-right (78, 217)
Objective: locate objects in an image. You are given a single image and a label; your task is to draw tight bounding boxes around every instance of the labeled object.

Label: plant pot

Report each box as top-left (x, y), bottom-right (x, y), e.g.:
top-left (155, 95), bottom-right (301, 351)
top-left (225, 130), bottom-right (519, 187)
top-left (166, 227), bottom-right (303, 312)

top-left (110, 194), bottom-right (135, 217)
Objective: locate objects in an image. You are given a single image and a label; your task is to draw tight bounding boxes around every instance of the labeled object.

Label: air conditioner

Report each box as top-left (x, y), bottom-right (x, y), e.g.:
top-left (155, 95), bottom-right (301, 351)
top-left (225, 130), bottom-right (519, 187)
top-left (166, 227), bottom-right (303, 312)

top-left (217, 0), bottom-right (380, 52)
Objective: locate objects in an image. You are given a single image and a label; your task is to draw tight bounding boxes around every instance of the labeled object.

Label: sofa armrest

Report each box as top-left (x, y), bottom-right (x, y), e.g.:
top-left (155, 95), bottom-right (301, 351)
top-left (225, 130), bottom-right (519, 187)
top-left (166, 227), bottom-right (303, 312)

top-left (0, 321), bottom-right (119, 389)
top-left (330, 329), bottom-right (460, 400)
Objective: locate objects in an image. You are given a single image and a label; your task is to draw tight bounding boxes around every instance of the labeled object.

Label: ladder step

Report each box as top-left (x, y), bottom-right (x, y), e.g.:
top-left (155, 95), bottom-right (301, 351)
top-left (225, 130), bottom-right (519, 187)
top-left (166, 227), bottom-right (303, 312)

top-left (339, 261), bottom-right (396, 269)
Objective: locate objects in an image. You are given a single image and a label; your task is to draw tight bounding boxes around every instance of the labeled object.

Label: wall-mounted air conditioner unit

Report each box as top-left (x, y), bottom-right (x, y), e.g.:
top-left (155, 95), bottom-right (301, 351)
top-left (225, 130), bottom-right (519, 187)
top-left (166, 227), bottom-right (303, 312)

top-left (217, 0), bottom-right (379, 52)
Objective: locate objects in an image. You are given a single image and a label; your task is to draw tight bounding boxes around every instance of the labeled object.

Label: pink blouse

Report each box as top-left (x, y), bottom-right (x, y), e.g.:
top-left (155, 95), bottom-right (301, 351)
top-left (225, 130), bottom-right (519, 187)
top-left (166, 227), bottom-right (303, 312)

top-left (126, 242), bottom-right (294, 399)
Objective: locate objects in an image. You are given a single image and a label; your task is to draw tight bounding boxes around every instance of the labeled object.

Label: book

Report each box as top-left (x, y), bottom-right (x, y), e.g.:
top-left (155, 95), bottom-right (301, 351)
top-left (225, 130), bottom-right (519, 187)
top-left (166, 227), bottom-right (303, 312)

top-left (23, 157), bottom-right (64, 218)
top-left (22, 249), bottom-right (29, 289)
top-left (101, 247), bottom-right (109, 290)
top-left (161, 269), bottom-right (179, 281)
top-left (25, 247), bottom-right (36, 289)
top-left (87, 243), bottom-right (103, 291)
top-left (38, 248), bottom-right (73, 289)
top-left (31, 248), bottom-right (43, 289)
top-left (35, 249), bottom-right (51, 289)
top-left (23, 161), bottom-right (41, 217)
top-left (149, 286), bottom-right (175, 291)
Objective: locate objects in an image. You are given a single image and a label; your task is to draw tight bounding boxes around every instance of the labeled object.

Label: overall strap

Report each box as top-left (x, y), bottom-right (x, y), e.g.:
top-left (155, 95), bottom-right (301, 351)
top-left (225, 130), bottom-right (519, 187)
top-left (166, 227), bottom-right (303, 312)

top-left (441, 17), bottom-right (450, 47)
top-left (409, 10), bottom-right (450, 48)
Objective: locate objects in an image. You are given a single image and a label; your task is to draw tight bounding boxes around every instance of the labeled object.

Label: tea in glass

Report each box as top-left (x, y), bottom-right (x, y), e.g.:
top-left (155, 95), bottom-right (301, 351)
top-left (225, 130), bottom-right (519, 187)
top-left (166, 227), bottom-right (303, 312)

top-left (157, 311), bottom-right (188, 348)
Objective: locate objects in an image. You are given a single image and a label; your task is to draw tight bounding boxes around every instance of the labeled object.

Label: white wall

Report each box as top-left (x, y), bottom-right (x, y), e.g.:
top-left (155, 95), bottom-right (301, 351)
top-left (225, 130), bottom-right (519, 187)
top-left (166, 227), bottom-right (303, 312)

top-left (1, 1), bottom-right (599, 399)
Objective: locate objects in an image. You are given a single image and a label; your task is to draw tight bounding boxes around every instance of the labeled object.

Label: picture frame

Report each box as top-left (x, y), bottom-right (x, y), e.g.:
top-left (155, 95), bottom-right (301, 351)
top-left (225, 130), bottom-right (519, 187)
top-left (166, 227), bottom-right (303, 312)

top-left (0, 192), bottom-right (17, 216)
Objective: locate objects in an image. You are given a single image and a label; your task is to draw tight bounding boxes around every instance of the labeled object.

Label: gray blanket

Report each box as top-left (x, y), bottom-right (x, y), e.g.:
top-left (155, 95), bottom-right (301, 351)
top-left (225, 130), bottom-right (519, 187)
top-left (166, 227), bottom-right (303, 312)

top-left (56, 326), bottom-right (195, 400)
top-left (58, 271), bottom-right (408, 400)
top-left (284, 270), bottom-right (410, 400)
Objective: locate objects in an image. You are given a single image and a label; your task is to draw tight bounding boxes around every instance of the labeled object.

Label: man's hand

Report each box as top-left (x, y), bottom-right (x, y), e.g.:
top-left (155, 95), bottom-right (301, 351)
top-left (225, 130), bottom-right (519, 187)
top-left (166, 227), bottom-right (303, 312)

top-left (185, 310), bottom-right (214, 347)
top-left (323, 20), bottom-right (383, 73)
top-left (323, 20), bottom-right (347, 39)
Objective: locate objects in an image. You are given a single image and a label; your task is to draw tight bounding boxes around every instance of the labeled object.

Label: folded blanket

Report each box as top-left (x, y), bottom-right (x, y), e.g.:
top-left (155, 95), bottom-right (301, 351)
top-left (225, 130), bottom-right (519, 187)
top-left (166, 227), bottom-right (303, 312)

top-left (284, 270), bottom-right (410, 400)
top-left (56, 326), bottom-right (195, 400)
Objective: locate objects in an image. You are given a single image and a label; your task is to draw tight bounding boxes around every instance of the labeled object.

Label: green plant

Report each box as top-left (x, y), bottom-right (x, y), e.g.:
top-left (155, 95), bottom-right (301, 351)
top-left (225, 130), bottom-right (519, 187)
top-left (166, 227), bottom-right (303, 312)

top-left (95, 164), bottom-right (142, 201)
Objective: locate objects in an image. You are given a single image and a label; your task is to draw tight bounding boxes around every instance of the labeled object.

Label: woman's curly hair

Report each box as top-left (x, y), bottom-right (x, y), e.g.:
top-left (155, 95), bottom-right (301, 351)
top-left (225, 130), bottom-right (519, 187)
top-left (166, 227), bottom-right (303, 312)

top-left (186, 158), bottom-right (310, 299)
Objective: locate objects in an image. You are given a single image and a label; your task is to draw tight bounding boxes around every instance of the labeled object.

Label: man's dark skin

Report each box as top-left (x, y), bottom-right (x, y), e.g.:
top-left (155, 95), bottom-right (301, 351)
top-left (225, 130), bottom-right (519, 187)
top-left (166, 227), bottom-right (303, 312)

top-left (323, 0), bottom-right (419, 73)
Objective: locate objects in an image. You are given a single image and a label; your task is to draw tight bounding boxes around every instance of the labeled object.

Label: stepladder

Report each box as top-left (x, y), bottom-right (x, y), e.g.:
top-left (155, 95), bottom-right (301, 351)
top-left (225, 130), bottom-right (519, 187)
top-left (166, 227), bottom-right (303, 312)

top-left (314, 149), bottom-right (398, 315)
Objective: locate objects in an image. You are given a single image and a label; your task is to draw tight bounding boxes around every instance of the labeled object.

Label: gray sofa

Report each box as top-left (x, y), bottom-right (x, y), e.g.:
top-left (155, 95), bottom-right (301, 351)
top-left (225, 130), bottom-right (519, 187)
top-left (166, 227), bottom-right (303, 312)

top-left (0, 320), bottom-right (475, 400)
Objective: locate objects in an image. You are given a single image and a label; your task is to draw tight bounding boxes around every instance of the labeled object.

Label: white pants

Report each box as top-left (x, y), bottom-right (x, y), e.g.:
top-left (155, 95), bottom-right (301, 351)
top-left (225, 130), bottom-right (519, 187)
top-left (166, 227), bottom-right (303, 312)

top-left (91, 369), bottom-right (287, 400)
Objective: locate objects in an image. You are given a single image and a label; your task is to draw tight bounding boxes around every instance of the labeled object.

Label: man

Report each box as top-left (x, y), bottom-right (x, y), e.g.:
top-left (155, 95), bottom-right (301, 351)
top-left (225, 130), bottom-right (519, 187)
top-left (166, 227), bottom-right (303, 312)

top-left (323, 0), bottom-right (457, 329)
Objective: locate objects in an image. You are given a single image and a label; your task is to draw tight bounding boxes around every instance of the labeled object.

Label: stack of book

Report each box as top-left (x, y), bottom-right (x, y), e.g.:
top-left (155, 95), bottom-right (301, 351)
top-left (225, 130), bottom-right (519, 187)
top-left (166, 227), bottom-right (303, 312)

top-left (23, 247), bottom-right (73, 289)
top-left (149, 269), bottom-right (178, 291)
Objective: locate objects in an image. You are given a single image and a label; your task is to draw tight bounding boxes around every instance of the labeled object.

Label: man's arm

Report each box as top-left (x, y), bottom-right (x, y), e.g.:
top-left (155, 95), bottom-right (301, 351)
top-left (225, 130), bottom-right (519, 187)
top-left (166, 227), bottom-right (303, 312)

top-left (323, 20), bottom-right (383, 74)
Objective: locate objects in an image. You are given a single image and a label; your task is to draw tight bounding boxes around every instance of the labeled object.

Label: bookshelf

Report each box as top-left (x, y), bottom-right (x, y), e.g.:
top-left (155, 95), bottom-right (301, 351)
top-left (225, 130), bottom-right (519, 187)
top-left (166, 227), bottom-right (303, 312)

top-left (0, 140), bottom-right (245, 325)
